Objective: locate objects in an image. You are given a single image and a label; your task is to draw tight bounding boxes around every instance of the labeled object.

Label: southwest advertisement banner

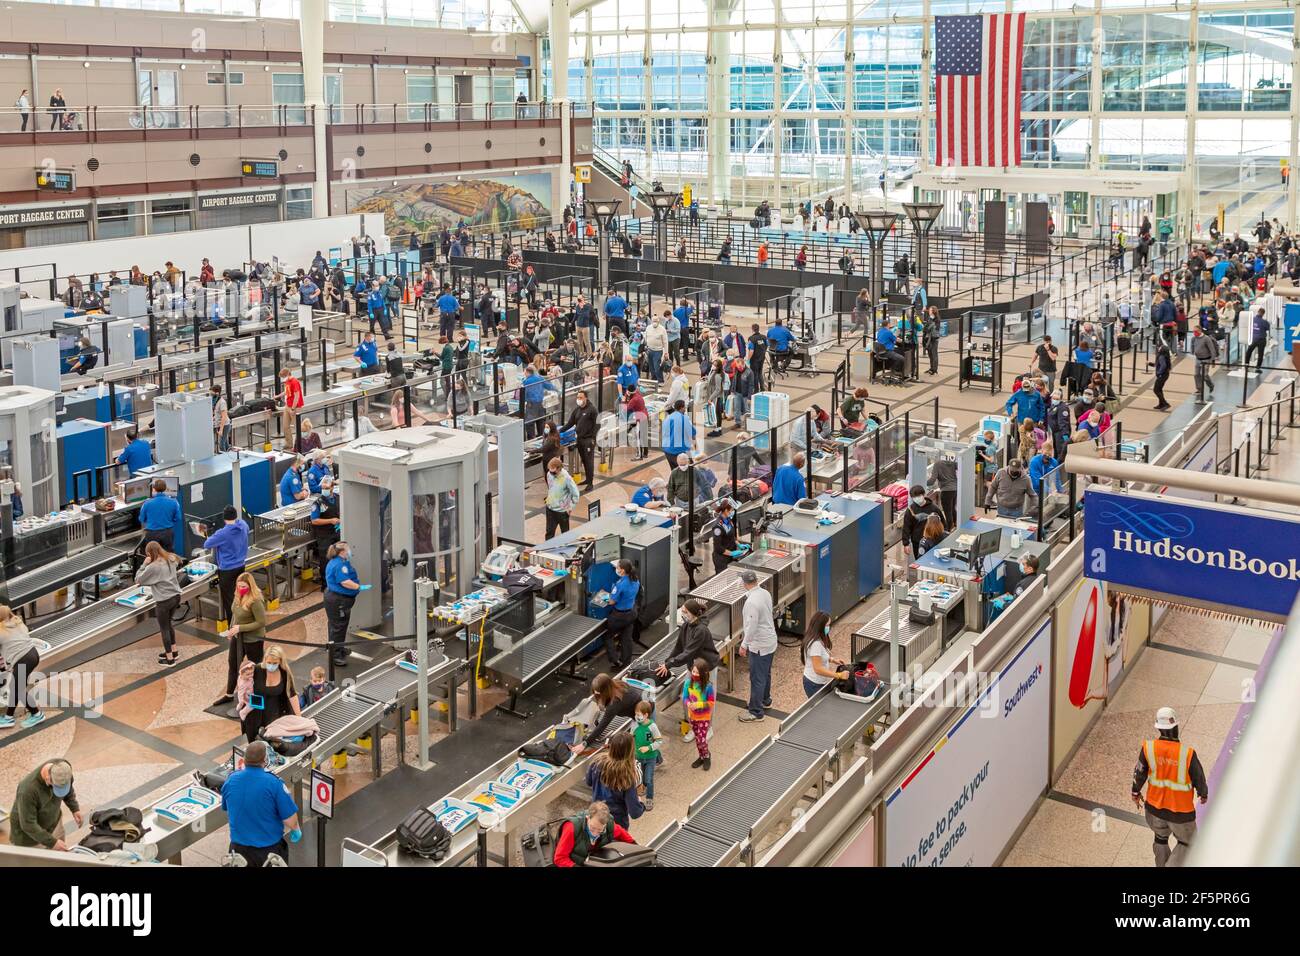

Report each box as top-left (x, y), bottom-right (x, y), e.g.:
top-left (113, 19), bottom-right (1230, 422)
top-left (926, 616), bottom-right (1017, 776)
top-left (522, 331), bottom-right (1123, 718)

top-left (884, 622), bottom-right (1050, 867)
top-left (1083, 488), bottom-right (1300, 619)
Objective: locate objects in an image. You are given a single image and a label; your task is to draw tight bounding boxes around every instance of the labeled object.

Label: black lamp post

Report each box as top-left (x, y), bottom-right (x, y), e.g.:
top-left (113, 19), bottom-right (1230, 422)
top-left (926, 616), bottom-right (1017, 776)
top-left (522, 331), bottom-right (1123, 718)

top-left (644, 189), bottom-right (681, 262)
top-left (854, 209), bottom-right (900, 309)
top-left (583, 198), bottom-right (621, 293)
top-left (902, 201), bottom-right (944, 285)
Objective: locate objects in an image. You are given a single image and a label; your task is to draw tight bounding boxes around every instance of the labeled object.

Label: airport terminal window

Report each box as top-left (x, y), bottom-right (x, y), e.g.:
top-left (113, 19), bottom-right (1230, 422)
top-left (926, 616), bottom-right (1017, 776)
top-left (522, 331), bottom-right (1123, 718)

top-left (149, 197), bottom-right (193, 234)
top-left (96, 201), bottom-right (146, 240)
top-left (1021, 17), bottom-right (1091, 113)
top-left (851, 24), bottom-right (923, 111)
top-left (1197, 10), bottom-right (1293, 112)
top-left (407, 75), bottom-right (434, 121)
top-left (272, 72), bottom-right (307, 125)
top-left (1101, 13), bottom-right (1188, 113)
top-left (286, 187), bottom-right (314, 221)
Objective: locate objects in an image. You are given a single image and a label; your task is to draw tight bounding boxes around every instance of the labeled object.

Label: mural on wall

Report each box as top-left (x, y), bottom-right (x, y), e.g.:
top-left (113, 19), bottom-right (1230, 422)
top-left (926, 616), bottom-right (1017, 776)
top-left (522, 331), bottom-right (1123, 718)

top-left (343, 174), bottom-right (552, 239)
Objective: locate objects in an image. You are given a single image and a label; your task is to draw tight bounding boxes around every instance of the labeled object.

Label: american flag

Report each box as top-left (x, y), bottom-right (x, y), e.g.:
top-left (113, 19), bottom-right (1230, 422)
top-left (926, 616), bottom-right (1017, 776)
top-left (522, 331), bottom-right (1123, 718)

top-left (934, 12), bottom-right (1026, 168)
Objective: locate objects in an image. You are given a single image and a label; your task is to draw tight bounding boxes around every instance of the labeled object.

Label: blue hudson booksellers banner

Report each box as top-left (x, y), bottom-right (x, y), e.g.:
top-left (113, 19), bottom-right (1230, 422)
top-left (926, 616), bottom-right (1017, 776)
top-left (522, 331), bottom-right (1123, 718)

top-left (1083, 488), bottom-right (1300, 618)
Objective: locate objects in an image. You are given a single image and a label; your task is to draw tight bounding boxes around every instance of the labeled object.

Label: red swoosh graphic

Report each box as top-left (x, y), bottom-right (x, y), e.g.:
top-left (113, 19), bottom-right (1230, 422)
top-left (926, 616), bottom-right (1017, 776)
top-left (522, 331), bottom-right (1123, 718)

top-left (1069, 587), bottom-right (1098, 708)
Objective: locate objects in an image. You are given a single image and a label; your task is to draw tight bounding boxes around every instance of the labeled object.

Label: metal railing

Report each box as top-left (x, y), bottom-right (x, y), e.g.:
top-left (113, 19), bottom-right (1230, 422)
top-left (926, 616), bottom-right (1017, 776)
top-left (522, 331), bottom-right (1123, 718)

top-left (326, 101), bottom-right (562, 126)
top-left (0, 104), bottom-right (314, 133)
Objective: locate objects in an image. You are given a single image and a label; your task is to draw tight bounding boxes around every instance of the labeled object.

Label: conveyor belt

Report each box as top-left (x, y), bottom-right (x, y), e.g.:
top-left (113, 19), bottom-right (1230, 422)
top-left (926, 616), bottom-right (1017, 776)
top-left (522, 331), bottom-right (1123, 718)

top-left (353, 653), bottom-right (452, 701)
top-left (308, 693), bottom-right (382, 742)
top-left (6, 542), bottom-right (135, 607)
top-left (31, 598), bottom-right (146, 650)
top-left (684, 740), bottom-right (822, 844)
top-left (654, 825), bottom-right (738, 868)
top-left (689, 566), bottom-right (769, 606)
top-left (777, 691), bottom-right (876, 753)
top-left (487, 612), bottom-right (605, 692)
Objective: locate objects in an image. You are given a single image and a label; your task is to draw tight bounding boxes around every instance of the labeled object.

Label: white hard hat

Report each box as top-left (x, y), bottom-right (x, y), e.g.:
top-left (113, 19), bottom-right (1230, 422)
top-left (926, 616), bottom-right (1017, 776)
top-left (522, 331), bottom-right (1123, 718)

top-left (1154, 707), bottom-right (1179, 730)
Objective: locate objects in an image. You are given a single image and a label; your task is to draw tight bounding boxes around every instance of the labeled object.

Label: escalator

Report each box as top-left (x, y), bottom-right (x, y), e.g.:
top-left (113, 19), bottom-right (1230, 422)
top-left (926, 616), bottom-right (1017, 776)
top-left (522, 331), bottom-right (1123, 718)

top-left (586, 145), bottom-right (650, 217)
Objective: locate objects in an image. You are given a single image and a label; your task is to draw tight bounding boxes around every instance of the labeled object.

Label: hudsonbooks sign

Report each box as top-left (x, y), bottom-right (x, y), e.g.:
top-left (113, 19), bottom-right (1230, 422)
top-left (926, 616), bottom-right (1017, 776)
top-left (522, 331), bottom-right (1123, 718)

top-left (1083, 488), bottom-right (1300, 620)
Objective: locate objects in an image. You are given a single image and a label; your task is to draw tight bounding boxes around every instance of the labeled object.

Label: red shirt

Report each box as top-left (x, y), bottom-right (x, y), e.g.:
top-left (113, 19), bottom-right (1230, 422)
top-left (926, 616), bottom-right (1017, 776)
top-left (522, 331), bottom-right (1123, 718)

top-left (553, 820), bottom-right (635, 867)
top-left (283, 376), bottom-right (304, 409)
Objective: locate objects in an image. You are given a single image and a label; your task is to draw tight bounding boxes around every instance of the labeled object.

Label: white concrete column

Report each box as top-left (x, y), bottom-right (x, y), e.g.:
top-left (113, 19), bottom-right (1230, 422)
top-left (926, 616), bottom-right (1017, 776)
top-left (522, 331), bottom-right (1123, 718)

top-left (1289, 13), bottom-right (1299, 230)
top-left (1184, 8), bottom-right (1199, 236)
top-left (707, 22), bottom-right (732, 205)
top-left (549, 0), bottom-right (570, 101)
top-left (300, 0), bottom-right (329, 217)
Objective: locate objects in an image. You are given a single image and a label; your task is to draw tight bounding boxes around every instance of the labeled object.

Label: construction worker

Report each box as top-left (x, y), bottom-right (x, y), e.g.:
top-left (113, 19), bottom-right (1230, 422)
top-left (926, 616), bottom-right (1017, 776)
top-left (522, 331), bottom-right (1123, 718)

top-left (1131, 707), bottom-right (1208, 867)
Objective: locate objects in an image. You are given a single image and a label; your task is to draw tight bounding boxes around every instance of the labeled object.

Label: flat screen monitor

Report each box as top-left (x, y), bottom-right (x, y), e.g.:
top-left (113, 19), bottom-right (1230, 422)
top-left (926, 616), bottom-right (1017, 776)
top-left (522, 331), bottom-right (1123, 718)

top-left (974, 528), bottom-right (1004, 560)
top-left (735, 503), bottom-right (764, 538)
top-left (593, 534), bottom-right (622, 565)
top-left (121, 477), bottom-right (151, 503)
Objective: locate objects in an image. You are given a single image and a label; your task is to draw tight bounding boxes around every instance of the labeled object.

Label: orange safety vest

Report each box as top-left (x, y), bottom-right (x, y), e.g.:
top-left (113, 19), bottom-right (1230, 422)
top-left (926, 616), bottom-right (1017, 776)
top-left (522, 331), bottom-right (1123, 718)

top-left (1143, 738), bottom-right (1196, 814)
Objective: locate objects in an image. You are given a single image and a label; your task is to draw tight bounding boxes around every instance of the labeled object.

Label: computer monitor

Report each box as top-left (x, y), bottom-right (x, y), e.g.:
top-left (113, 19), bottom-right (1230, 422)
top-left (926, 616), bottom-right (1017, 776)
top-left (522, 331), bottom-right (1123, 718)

top-left (593, 534), bottom-right (622, 565)
top-left (735, 502), bottom-right (765, 538)
top-left (974, 528), bottom-right (1004, 561)
top-left (121, 476), bottom-right (151, 503)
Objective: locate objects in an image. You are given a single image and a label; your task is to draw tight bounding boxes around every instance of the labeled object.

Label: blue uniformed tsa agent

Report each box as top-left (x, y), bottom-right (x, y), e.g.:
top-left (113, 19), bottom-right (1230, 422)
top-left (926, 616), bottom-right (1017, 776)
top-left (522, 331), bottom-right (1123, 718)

top-left (278, 457), bottom-right (309, 506)
top-left (324, 540), bottom-right (364, 668)
top-left (138, 478), bottom-right (181, 553)
top-left (220, 740), bottom-right (301, 867)
top-left (604, 559), bottom-right (641, 671)
top-left (116, 430), bottom-right (153, 476)
top-left (205, 505), bottom-right (251, 705)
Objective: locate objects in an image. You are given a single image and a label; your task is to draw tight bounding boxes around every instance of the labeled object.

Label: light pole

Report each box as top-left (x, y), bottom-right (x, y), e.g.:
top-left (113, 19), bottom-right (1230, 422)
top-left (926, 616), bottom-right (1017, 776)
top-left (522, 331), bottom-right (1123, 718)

top-left (583, 198), bottom-right (621, 294)
top-left (854, 210), bottom-right (900, 312)
top-left (902, 201), bottom-right (944, 286)
top-left (644, 189), bottom-right (681, 262)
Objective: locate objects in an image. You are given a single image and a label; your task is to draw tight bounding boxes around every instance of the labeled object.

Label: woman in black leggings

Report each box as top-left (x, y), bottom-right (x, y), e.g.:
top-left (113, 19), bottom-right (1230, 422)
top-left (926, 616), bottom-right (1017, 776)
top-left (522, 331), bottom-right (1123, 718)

top-left (0, 605), bottom-right (44, 729)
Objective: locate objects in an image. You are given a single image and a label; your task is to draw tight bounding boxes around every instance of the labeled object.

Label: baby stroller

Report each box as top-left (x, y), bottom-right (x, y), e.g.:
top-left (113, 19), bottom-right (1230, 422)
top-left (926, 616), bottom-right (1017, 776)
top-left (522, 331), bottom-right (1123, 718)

top-left (59, 111), bottom-right (83, 131)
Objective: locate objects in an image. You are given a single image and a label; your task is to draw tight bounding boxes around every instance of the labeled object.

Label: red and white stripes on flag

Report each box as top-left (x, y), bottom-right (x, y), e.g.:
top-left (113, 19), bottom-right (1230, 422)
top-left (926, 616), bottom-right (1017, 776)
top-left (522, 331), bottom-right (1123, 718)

top-left (934, 12), bottom-right (1026, 169)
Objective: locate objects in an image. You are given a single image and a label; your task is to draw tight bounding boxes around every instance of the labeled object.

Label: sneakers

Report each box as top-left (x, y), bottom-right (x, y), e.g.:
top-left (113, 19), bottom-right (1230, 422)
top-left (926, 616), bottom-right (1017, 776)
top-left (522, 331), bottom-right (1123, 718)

top-left (0, 716), bottom-right (14, 729)
top-left (21, 712), bottom-right (44, 729)
top-left (691, 756), bottom-right (705, 768)
top-left (738, 712), bottom-right (764, 723)
top-left (702, 758), bottom-right (711, 771)
top-left (644, 798), bottom-right (655, 811)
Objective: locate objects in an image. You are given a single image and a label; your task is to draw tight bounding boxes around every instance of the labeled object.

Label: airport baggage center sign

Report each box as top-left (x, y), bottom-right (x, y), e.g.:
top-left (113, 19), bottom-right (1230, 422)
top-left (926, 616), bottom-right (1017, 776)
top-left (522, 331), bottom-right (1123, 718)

top-left (1083, 488), bottom-right (1300, 619)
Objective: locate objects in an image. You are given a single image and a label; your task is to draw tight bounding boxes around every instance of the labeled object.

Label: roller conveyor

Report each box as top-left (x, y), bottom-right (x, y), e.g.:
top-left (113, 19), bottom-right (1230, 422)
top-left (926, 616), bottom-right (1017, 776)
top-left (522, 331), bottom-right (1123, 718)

top-left (683, 740), bottom-right (823, 844)
top-left (32, 598), bottom-right (143, 650)
top-left (649, 687), bottom-right (887, 866)
top-left (776, 689), bottom-right (883, 755)
top-left (653, 823), bottom-right (741, 868)
top-left (30, 569), bottom-right (218, 668)
top-left (485, 612), bottom-right (605, 694)
top-left (5, 541), bottom-right (135, 608)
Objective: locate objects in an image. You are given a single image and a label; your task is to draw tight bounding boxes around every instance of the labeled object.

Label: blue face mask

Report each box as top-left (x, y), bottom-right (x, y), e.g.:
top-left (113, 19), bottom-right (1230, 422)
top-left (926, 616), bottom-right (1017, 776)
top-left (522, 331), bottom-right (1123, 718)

top-left (266, 664), bottom-right (279, 674)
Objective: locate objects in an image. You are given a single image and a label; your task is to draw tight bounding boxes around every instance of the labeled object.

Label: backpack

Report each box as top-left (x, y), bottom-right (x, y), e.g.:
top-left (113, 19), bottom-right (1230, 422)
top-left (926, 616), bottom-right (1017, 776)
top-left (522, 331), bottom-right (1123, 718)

top-left (395, 807), bottom-right (452, 860)
top-left (519, 737), bottom-right (573, 766)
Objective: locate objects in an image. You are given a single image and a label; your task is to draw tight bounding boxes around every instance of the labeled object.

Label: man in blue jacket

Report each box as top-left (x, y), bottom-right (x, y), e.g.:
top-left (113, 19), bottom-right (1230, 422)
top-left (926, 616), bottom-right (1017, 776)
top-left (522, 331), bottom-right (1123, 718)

top-left (205, 505), bottom-right (251, 705)
top-left (1005, 378), bottom-right (1046, 426)
top-left (138, 478), bottom-right (180, 553)
top-left (221, 741), bottom-right (301, 867)
top-left (436, 284), bottom-right (460, 339)
top-left (519, 364), bottom-right (556, 439)
top-left (366, 282), bottom-right (387, 336)
top-left (660, 399), bottom-right (695, 468)
top-left (771, 452), bottom-right (808, 506)
top-left (279, 456), bottom-right (309, 506)
top-left (354, 332), bottom-right (380, 373)
top-left (616, 354), bottom-right (640, 398)
top-left (673, 298), bottom-right (695, 356)
top-left (603, 288), bottom-right (629, 337)
top-left (766, 318), bottom-right (795, 374)
top-left (117, 430), bottom-right (153, 476)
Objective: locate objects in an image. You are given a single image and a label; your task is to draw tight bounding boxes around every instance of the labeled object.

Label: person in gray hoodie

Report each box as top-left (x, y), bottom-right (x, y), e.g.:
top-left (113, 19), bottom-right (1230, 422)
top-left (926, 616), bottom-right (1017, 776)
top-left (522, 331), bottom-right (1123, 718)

top-left (135, 540), bottom-right (183, 666)
top-left (985, 458), bottom-right (1039, 519)
top-left (0, 604), bottom-right (43, 728)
